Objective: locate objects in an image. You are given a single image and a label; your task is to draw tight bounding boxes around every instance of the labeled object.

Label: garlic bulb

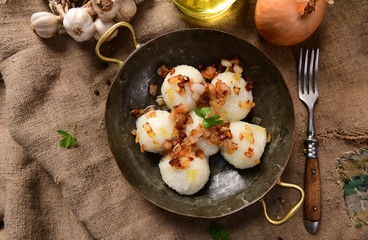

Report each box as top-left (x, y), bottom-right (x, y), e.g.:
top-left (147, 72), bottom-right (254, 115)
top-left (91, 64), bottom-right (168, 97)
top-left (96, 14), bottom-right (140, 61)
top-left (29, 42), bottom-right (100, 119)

top-left (31, 12), bottom-right (62, 39)
top-left (91, 0), bottom-right (121, 21)
top-left (115, 0), bottom-right (137, 22)
top-left (93, 18), bottom-right (118, 41)
top-left (63, 8), bottom-right (96, 42)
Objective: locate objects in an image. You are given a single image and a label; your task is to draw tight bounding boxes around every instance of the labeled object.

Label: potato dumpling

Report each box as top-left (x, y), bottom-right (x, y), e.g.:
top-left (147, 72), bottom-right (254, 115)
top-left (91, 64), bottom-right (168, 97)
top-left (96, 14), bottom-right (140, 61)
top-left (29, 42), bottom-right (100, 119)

top-left (210, 72), bottom-right (254, 122)
top-left (221, 121), bottom-right (267, 169)
top-left (184, 111), bottom-right (219, 156)
top-left (161, 65), bottom-right (205, 111)
top-left (159, 152), bottom-right (210, 195)
top-left (136, 110), bottom-right (174, 153)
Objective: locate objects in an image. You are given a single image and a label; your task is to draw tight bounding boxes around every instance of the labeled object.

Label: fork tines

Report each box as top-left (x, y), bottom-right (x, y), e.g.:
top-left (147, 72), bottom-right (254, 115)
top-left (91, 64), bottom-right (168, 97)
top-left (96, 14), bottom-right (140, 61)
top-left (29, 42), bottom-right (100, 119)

top-left (298, 48), bottom-right (320, 97)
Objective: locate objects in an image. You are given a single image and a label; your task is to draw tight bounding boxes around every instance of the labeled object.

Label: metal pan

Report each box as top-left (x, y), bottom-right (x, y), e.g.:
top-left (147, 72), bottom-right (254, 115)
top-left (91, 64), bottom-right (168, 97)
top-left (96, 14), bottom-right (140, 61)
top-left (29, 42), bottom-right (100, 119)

top-left (96, 22), bottom-right (304, 224)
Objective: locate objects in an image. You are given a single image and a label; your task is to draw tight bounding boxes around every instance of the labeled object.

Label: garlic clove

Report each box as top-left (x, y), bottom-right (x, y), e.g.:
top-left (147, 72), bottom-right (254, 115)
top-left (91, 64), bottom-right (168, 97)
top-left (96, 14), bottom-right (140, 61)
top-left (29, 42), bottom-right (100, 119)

top-left (91, 0), bottom-right (121, 22)
top-left (114, 0), bottom-right (137, 22)
top-left (63, 8), bottom-right (96, 42)
top-left (31, 12), bottom-right (62, 39)
top-left (93, 18), bottom-right (118, 41)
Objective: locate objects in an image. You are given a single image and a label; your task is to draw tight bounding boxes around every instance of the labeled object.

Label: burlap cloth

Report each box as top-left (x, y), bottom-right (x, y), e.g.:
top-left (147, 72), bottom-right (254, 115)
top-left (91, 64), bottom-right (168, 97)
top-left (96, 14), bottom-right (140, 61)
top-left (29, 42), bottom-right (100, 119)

top-left (0, 0), bottom-right (367, 239)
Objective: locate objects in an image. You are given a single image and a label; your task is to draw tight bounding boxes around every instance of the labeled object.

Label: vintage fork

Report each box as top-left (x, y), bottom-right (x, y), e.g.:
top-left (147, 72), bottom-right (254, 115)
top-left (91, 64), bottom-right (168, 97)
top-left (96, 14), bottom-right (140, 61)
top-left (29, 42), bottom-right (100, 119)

top-left (298, 49), bottom-right (322, 234)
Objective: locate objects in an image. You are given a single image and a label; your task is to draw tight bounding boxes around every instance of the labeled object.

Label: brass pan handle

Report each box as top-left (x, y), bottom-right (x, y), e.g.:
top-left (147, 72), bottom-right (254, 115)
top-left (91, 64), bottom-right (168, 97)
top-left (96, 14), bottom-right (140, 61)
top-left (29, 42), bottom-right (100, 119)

top-left (259, 179), bottom-right (305, 225)
top-left (95, 22), bottom-right (141, 67)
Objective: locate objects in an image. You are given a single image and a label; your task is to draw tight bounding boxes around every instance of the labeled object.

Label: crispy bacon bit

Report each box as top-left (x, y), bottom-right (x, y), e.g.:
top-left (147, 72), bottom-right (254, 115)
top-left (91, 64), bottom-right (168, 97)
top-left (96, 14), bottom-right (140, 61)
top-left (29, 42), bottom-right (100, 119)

top-left (169, 157), bottom-right (180, 168)
top-left (146, 111), bottom-right (157, 119)
top-left (244, 147), bottom-right (255, 158)
top-left (202, 66), bottom-right (217, 80)
top-left (238, 100), bottom-right (255, 110)
top-left (188, 124), bottom-right (204, 144)
top-left (140, 144), bottom-right (145, 153)
top-left (246, 132), bottom-right (254, 143)
top-left (245, 77), bottom-right (253, 92)
top-left (185, 114), bottom-right (193, 125)
top-left (210, 80), bottom-right (231, 106)
top-left (177, 82), bottom-right (185, 88)
top-left (157, 64), bottom-right (170, 78)
top-left (135, 135), bottom-right (139, 143)
top-left (248, 100), bottom-right (255, 108)
top-left (130, 108), bottom-right (145, 118)
top-left (178, 88), bottom-right (186, 96)
top-left (168, 140), bottom-right (193, 169)
top-left (196, 83), bottom-right (212, 108)
top-left (233, 86), bottom-right (240, 95)
top-left (170, 68), bottom-right (175, 75)
top-left (179, 157), bottom-right (191, 169)
top-left (231, 142), bottom-right (238, 150)
top-left (204, 122), bottom-right (232, 147)
top-left (195, 149), bottom-right (204, 158)
top-left (155, 97), bottom-right (165, 107)
top-left (240, 131), bottom-right (254, 143)
top-left (267, 132), bottom-right (271, 143)
top-left (170, 105), bottom-right (189, 130)
top-left (172, 142), bottom-right (182, 155)
top-left (226, 141), bottom-right (238, 154)
top-left (227, 146), bottom-right (233, 154)
top-left (131, 129), bottom-right (137, 136)
top-left (149, 83), bottom-right (158, 96)
top-left (254, 159), bottom-right (260, 165)
top-left (245, 124), bottom-right (252, 131)
top-left (168, 75), bottom-right (183, 84)
top-left (239, 132), bottom-right (244, 141)
top-left (227, 142), bottom-right (237, 154)
top-left (143, 122), bottom-right (156, 138)
top-left (163, 140), bottom-right (173, 151)
top-left (173, 103), bottom-right (188, 114)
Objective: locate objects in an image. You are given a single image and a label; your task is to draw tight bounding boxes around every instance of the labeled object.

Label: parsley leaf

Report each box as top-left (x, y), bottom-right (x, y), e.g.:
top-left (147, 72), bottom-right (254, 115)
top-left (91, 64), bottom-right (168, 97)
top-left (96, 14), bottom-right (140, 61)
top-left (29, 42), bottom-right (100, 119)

top-left (57, 123), bottom-right (78, 148)
top-left (207, 222), bottom-right (231, 240)
top-left (195, 106), bottom-right (211, 118)
top-left (195, 107), bottom-right (224, 129)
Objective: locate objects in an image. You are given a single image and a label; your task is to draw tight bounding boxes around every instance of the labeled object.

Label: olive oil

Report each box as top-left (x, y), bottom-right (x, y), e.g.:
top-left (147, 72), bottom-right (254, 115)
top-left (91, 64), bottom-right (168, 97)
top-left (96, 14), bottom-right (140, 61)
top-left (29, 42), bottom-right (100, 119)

top-left (173, 0), bottom-right (236, 19)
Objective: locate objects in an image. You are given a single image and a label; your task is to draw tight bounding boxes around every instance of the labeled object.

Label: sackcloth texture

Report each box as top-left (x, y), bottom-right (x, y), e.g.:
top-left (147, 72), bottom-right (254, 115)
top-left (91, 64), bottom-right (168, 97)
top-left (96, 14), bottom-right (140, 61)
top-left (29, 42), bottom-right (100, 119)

top-left (0, 0), bottom-right (367, 239)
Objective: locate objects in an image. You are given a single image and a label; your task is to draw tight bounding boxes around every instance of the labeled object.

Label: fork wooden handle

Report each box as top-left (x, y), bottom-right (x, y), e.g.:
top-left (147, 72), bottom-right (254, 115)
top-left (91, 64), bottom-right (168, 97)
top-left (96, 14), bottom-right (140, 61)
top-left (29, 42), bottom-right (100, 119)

top-left (304, 158), bottom-right (322, 224)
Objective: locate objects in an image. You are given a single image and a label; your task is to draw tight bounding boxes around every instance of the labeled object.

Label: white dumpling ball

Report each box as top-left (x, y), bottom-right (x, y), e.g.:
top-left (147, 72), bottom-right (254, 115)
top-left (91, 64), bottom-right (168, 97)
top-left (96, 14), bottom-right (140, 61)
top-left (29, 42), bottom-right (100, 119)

top-left (210, 72), bottom-right (254, 122)
top-left (221, 122), bottom-right (267, 169)
top-left (159, 152), bottom-right (210, 195)
top-left (136, 110), bottom-right (174, 153)
top-left (184, 111), bottom-right (219, 156)
top-left (161, 65), bottom-right (206, 111)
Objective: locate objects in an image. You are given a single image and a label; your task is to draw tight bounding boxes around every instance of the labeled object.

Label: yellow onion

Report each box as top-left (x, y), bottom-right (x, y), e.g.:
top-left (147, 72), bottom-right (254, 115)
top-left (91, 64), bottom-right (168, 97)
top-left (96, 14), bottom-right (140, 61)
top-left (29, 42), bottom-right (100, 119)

top-left (255, 0), bottom-right (332, 46)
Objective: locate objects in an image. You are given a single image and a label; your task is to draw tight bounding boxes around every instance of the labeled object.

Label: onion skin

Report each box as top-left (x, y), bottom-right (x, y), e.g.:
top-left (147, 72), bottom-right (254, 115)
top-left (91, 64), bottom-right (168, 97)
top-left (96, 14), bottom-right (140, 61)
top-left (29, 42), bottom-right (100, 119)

top-left (255, 0), bottom-right (327, 46)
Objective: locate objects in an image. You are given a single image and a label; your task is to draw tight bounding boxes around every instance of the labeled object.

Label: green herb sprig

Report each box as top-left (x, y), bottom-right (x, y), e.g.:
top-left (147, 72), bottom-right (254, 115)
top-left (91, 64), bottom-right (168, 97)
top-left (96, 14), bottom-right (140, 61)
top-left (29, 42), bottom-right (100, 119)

top-left (195, 107), bottom-right (224, 129)
top-left (207, 222), bottom-right (231, 240)
top-left (57, 123), bottom-right (78, 148)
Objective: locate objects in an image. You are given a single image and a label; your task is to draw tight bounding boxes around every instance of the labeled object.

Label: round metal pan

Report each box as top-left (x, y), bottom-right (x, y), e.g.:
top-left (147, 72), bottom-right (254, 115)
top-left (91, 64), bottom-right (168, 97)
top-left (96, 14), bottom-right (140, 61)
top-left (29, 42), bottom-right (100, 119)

top-left (97, 23), bottom-right (304, 221)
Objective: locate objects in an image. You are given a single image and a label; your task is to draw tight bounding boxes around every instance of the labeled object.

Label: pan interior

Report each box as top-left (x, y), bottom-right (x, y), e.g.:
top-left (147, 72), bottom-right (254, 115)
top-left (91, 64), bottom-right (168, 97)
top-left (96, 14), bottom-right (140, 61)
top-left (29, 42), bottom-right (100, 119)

top-left (105, 29), bottom-right (294, 218)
